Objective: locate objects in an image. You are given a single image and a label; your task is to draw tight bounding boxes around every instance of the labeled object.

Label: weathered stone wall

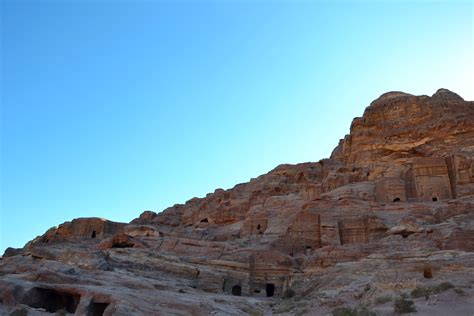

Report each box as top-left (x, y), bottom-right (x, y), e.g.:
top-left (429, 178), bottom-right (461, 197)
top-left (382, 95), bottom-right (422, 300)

top-left (303, 184), bottom-right (321, 201)
top-left (274, 210), bottom-right (321, 255)
top-left (338, 217), bottom-right (369, 245)
top-left (447, 153), bottom-right (474, 198)
top-left (375, 177), bottom-right (407, 202)
top-left (240, 210), bottom-right (268, 237)
top-left (248, 251), bottom-right (291, 297)
top-left (412, 158), bottom-right (452, 201)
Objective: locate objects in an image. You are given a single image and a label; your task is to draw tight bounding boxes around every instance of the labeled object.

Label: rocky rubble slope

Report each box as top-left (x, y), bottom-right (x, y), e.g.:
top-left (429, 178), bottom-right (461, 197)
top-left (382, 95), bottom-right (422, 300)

top-left (1, 89), bottom-right (473, 315)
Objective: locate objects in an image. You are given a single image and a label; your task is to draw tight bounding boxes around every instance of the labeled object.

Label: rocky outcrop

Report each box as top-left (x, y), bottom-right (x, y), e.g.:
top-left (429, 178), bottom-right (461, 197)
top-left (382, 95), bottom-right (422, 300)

top-left (1, 89), bottom-right (473, 315)
top-left (29, 217), bottom-right (126, 245)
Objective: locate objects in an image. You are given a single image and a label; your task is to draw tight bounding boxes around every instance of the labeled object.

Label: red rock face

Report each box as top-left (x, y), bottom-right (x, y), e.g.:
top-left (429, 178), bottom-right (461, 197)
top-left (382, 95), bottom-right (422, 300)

top-left (1, 89), bottom-right (473, 315)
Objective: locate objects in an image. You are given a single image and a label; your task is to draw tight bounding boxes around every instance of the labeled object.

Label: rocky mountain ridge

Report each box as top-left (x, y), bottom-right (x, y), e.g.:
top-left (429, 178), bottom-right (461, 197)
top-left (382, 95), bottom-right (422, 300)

top-left (1, 89), bottom-right (473, 315)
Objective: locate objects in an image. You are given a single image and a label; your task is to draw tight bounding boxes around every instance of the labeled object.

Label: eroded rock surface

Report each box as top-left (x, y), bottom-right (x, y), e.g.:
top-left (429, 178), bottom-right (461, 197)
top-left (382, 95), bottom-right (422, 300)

top-left (1, 89), bottom-right (473, 315)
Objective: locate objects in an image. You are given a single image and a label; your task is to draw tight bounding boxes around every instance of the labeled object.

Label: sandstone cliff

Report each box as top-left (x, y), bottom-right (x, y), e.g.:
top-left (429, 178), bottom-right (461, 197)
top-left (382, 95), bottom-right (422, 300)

top-left (1, 89), bottom-right (473, 315)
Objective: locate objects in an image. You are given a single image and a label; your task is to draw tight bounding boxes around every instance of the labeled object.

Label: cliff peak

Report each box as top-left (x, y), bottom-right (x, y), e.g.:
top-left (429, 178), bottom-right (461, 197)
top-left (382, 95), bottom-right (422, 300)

top-left (432, 88), bottom-right (464, 101)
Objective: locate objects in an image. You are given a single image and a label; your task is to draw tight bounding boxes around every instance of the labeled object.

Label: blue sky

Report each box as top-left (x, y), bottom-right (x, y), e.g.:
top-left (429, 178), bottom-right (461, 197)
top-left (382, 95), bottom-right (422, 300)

top-left (1, 0), bottom-right (473, 253)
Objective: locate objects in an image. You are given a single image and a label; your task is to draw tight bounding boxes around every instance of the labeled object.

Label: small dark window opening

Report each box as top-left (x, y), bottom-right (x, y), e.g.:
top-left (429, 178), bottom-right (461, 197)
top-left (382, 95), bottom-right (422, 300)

top-left (91, 231), bottom-right (96, 238)
top-left (254, 289), bottom-right (261, 293)
top-left (231, 285), bottom-right (242, 296)
top-left (266, 284), bottom-right (275, 297)
top-left (306, 246), bottom-right (312, 250)
top-left (257, 224), bottom-right (261, 230)
top-left (200, 218), bottom-right (208, 223)
top-left (432, 197), bottom-right (438, 202)
top-left (393, 197), bottom-right (401, 202)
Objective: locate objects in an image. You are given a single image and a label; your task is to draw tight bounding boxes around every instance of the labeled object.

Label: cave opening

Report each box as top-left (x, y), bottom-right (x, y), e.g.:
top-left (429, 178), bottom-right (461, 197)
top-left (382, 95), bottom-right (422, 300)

top-left (432, 197), bottom-right (438, 202)
top-left (393, 197), bottom-right (401, 202)
top-left (401, 231), bottom-right (411, 238)
top-left (88, 301), bottom-right (110, 316)
top-left (111, 241), bottom-right (134, 248)
top-left (254, 289), bottom-right (261, 293)
top-left (231, 285), bottom-right (242, 296)
top-left (423, 266), bottom-right (433, 279)
top-left (257, 224), bottom-right (261, 230)
top-left (21, 287), bottom-right (80, 313)
top-left (200, 218), bottom-right (209, 223)
top-left (266, 283), bottom-right (275, 297)
top-left (91, 230), bottom-right (96, 238)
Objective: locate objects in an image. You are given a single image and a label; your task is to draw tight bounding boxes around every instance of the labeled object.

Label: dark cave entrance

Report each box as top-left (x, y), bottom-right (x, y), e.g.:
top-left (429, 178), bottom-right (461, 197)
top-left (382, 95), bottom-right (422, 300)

top-left (266, 284), bottom-right (275, 297)
top-left (200, 218), bottom-right (209, 223)
top-left (21, 287), bottom-right (80, 313)
top-left (423, 266), bottom-right (433, 279)
top-left (111, 241), bottom-right (134, 248)
top-left (256, 224), bottom-right (264, 235)
top-left (231, 285), bottom-right (242, 296)
top-left (432, 197), bottom-right (438, 202)
top-left (400, 231), bottom-right (412, 238)
top-left (393, 197), bottom-right (401, 202)
top-left (87, 301), bottom-right (110, 316)
top-left (91, 230), bottom-right (96, 238)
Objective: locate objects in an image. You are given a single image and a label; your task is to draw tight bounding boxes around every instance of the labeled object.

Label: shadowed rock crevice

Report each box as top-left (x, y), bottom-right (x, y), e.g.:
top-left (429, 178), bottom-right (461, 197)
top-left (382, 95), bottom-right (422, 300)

top-left (20, 288), bottom-right (80, 313)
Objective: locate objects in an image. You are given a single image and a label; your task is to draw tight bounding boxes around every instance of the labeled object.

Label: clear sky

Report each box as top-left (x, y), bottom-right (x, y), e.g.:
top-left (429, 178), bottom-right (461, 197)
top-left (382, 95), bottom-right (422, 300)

top-left (1, 0), bottom-right (473, 253)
